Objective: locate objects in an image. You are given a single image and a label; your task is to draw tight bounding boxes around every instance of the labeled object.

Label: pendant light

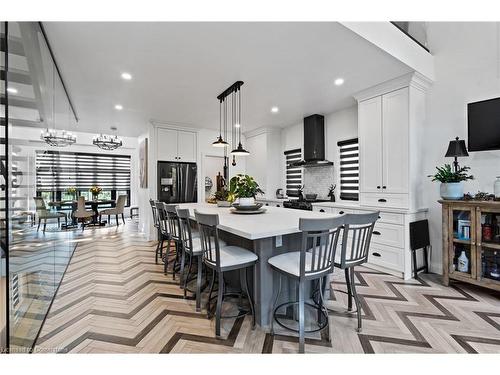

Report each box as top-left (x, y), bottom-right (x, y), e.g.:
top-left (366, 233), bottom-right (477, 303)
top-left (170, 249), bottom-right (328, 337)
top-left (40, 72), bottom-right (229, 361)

top-left (212, 99), bottom-right (229, 147)
top-left (231, 86), bottom-right (249, 156)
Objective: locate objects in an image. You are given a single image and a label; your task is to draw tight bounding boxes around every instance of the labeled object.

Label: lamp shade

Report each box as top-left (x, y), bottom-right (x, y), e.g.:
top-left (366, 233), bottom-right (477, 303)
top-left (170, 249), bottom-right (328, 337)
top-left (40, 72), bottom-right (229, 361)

top-left (445, 137), bottom-right (469, 158)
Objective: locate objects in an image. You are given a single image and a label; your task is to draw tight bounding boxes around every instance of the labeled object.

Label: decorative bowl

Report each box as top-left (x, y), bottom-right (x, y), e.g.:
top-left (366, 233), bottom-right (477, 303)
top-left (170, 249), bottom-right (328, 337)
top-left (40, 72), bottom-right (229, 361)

top-left (231, 203), bottom-right (263, 211)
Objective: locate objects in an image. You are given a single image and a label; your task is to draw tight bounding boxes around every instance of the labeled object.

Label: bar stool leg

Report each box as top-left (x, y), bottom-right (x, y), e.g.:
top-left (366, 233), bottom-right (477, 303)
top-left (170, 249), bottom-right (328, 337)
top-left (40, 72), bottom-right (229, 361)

top-left (196, 256), bottom-right (203, 312)
top-left (207, 268), bottom-right (216, 319)
top-left (215, 271), bottom-right (225, 337)
top-left (345, 268), bottom-right (353, 311)
top-left (298, 280), bottom-right (305, 353)
top-left (270, 274), bottom-right (282, 336)
top-left (349, 268), bottom-right (362, 332)
top-left (318, 276), bottom-right (331, 343)
top-left (241, 267), bottom-right (255, 329)
top-left (164, 240), bottom-right (171, 275)
top-left (184, 254), bottom-right (193, 298)
top-left (179, 246), bottom-right (186, 288)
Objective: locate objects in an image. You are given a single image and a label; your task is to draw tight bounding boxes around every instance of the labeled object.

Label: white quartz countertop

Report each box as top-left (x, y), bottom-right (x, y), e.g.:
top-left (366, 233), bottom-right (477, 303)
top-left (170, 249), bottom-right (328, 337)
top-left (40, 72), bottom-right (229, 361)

top-left (310, 201), bottom-right (427, 214)
top-left (177, 203), bottom-right (338, 240)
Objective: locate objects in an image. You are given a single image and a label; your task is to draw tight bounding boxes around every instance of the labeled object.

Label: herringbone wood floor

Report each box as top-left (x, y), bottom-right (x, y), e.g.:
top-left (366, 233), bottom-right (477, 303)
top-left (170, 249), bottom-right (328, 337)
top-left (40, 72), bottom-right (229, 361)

top-left (34, 221), bottom-right (500, 353)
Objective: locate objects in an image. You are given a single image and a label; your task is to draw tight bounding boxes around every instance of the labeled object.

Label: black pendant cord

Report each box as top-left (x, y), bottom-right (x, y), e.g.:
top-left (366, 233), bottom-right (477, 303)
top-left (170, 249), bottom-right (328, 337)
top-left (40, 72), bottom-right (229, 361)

top-left (232, 91), bottom-right (236, 166)
top-left (238, 87), bottom-right (242, 146)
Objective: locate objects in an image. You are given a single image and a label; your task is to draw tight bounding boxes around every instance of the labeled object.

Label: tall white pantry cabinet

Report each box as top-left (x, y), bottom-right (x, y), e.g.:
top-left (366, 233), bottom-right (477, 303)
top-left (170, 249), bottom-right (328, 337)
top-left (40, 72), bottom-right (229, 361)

top-left (355, 72), bottom-right (431, 279)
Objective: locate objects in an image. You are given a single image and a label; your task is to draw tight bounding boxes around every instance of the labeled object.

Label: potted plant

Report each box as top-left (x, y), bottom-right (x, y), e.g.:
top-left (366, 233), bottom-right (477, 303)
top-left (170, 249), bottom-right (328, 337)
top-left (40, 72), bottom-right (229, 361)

top-left (214, 188), bottom-right (232, 207)
top-left (229, 174), bottom-right (264, 206)
top-left (90, 185), bottom-right (102, 200)
top-left (428, 164), bottom-right (474, 200)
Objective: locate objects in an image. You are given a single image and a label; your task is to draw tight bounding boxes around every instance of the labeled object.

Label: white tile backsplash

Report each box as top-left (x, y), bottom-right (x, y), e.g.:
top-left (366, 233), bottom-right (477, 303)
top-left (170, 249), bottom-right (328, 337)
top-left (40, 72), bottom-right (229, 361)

top-left (303, 165), bottom-right (335, 199)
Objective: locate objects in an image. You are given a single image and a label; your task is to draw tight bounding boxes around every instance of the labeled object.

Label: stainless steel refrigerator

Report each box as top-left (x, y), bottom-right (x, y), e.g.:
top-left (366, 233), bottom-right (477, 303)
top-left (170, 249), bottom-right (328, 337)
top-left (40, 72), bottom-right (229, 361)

top-left (157, 162), bottom-right (198, 203)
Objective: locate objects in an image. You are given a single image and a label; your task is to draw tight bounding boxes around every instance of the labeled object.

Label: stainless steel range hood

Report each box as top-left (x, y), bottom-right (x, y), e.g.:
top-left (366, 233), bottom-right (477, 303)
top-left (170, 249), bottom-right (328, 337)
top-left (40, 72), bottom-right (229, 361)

top-left (292, 114), bottom-right (333, 167)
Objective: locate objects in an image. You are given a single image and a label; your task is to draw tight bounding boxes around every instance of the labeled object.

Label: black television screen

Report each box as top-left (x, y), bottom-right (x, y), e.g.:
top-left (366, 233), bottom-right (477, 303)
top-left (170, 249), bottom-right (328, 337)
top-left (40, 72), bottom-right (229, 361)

top-left (467, 97), bottom-right (500, 151)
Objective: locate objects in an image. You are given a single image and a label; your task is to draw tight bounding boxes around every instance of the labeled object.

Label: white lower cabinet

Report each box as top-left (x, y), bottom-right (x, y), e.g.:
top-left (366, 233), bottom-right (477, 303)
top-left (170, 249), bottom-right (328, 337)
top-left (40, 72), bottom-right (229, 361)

top-left (311, 202), bottom-right (426, 279)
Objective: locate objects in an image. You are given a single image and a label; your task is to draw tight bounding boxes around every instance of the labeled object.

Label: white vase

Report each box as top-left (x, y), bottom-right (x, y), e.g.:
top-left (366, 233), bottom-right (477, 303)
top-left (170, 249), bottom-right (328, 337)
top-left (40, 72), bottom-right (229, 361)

top-left (440, 182), bottom-right (464, 200)
top-left (238, 197), bottom-right (255, 206)
top-left (494, 176), bottom-right (500, 198)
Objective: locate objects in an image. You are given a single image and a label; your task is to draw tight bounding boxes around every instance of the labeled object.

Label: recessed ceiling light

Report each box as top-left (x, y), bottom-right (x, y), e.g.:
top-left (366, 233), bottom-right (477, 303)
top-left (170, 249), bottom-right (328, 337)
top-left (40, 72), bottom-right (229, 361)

top-left (334, 78), bottom-right (345, 86)
top-left (121, 72), bottom-right (132, 80)
top-left (114, 104), bottom-right (123, 110)
top-left (7, 87), bottom-right (18, 94)
top-left (271, 106), bottom-right (279, 113)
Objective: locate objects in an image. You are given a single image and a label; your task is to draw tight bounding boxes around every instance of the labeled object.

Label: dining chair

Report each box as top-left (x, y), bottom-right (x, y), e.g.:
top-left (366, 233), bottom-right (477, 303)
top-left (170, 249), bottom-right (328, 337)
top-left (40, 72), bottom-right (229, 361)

top-left (73, 196), bottom-right (95, 231)
top-left (334, 212), bottom-right (379, 333)
top-left (194, 210), bottom-right (258, 337)
top-left (99, 195), bottom-right (127, 226)
top-left (33, 197), bottom-right (67, 233)
top-left (268, 216), bottom-right (344, 353)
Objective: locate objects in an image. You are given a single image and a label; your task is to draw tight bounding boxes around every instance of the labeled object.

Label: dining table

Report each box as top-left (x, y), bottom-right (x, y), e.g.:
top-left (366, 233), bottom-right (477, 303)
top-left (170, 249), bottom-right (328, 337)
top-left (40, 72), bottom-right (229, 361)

top-left (177, 203), bottom-right (341, 328)
top-left (49, 199), bottom-right (116, 228)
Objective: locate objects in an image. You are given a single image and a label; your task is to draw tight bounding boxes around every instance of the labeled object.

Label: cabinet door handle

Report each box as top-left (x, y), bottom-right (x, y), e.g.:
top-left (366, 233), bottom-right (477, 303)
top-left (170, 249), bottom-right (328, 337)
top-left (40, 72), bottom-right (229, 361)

top-left (382, 186), bottom-right (387, 189)
top-left (378, 216), bottom-right (381, 219)
top-left (265, 203), bottom-right (269, 206)
top-left (320, 209), bottom-right (325, 212)
top-left (376, 186), bottom-right (381, 189)
top-left (372, 252), bottom-right (381, 257)
top-left (378, 198), bottom-right (387, 203)
top-left (373, 231), bottom-right (381, 235)
top-left (277, 205), bottom-right (280, 207)
top-left (339, 211), bottom-right (345, 214)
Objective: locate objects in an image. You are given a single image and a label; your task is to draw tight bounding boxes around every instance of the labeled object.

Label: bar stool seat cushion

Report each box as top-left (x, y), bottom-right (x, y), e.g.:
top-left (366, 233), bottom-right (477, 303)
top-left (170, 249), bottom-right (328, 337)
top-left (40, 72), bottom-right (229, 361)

top-left (269, 251), bottom-right (326, 277)
top-left (208, 246), bottom-right (257, 269)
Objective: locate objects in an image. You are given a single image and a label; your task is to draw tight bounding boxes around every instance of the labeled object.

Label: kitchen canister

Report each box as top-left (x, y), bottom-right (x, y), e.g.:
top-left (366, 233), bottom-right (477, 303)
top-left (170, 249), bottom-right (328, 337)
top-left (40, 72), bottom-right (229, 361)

top-left (495, 176), bottom-right (500, 198)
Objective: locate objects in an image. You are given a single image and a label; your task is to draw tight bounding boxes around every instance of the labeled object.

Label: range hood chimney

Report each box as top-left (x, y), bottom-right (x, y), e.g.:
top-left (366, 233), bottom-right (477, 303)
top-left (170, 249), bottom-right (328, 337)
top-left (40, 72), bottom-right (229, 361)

top-left (292, 114), bottom-right (333, 167)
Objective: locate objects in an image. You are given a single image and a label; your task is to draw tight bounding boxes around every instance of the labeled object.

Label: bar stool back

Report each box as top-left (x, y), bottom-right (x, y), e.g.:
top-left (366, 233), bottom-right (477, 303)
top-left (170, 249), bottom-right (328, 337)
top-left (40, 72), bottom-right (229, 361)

top-left (335, 212), bottom-right (379, 333)
top-left (164, 204), bottom-right (182, 280)
top-left (177, 208), bottom-right (204, 310)
top-left (268, 216), bottom-right (344, 353)
top-left (194, 210), bottom-right (258, 337)
top-left (155, 202), bottom-right (171, 271)
top-left (150, 199), bottom-right (161, 263)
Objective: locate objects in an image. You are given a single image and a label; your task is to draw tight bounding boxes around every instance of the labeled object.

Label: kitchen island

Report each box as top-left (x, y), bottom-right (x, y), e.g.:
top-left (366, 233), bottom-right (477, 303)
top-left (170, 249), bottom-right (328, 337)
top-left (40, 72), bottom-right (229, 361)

top-left (177, 203), bottom-right (338, 327)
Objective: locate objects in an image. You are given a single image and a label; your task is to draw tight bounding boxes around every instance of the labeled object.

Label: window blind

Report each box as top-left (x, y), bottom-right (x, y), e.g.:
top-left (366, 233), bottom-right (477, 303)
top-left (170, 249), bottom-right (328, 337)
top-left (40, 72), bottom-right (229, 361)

top-left (337, 138), bottom-right (359, 201)
top-left (284, 148), bottom-right (302, 197)
top-left (36, 150), bottom-right (131, 192)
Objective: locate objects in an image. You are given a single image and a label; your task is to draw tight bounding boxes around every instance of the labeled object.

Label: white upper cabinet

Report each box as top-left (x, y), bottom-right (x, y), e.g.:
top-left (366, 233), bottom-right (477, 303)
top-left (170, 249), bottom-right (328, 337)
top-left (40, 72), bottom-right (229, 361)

top-left (359, 96), bottom-right (383, 193)
top-left (382, 88), bottom-right (409, 193)
top-left (177, 130), bottom-right (197, 163)
top-left (157, 128), bottom-right (197, 163)
top-left (355, 72), bottom-right (430, 211)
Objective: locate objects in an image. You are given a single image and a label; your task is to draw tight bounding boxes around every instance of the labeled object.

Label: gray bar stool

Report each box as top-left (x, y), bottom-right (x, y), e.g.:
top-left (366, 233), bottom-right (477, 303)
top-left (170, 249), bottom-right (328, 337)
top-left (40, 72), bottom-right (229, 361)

top-left (268, 216), bottom-right (345, 353)
top-left (177, 208), bottom-right (205, 310)
top-left (194, 210), bottom-right (258, 337)
top-left (149, 199), bottom-right (162, 263)
top-left (334, 212), bottom-right (379, 333)
top-left (164, 203), bottom-right (182, 281)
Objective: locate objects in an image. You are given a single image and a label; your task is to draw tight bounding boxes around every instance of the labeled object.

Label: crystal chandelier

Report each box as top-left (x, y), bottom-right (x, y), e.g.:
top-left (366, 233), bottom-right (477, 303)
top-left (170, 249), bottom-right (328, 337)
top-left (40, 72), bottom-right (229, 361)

top-left (93, 134), bottom-right (123, 150)
top-left (41, 129), bottom-right (76, 147)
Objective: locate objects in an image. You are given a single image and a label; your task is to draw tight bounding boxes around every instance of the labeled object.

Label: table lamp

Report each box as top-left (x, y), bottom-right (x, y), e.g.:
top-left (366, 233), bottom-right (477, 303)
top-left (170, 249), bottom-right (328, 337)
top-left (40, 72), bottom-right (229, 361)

top-left (445, 136), bottom-right (469, 172)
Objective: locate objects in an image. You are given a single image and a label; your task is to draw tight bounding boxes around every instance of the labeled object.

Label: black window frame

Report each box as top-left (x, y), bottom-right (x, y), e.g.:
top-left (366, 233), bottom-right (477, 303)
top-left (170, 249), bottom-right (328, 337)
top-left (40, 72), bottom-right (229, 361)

top-left (337, 138), bottom-right (359, 201)
top-left (284, 148), bottom-right (302, 197)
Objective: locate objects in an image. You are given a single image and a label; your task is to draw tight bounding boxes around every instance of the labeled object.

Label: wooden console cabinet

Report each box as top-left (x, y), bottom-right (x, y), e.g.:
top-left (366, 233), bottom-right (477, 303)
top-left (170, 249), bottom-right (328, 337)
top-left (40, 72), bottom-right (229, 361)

top-left (440, 200), bottom-right (500, 292)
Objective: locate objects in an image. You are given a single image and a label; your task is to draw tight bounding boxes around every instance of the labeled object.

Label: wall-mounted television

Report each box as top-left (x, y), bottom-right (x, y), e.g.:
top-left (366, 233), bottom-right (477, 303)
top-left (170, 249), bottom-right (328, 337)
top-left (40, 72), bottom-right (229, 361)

top-left (467, 97), bottom-right (500, 152)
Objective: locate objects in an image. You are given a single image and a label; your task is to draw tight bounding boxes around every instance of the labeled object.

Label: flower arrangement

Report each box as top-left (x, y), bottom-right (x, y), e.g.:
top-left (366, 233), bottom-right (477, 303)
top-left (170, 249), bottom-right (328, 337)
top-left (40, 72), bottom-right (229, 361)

top-left (89, 185), bottom-right (102, 199)
top-left (66, 187), bottom-right (77, 200)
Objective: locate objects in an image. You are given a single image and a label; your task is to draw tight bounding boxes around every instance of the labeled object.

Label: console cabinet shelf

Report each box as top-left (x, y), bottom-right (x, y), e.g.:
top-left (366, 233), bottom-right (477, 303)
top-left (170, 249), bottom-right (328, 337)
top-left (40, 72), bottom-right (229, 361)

top-left (440, 200), bottom-right (500, 292)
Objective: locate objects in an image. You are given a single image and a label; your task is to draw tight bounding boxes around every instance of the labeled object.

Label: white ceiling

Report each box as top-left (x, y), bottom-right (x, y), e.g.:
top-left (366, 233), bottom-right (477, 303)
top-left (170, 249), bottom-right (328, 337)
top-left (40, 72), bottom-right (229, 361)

top-left (43, 22), bottom-right (412, 137)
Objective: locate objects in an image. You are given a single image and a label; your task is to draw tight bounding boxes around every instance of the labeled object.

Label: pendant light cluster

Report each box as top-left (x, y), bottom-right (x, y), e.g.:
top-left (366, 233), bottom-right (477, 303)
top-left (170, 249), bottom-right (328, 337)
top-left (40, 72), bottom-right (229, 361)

top-left (212, 81), bottom-right (249, 168)
top-left (93, 133), bottom-right (123, 150)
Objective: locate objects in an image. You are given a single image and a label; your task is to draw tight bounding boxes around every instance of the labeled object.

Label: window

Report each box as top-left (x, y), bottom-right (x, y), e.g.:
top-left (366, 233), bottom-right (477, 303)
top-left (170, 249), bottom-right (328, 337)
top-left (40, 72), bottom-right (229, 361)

top-left (338, 138), bottom-right (359, 201)
top-left (35, 150), bottom-right (131, 205)
top-left (284, 148), bottom-right (302, 197)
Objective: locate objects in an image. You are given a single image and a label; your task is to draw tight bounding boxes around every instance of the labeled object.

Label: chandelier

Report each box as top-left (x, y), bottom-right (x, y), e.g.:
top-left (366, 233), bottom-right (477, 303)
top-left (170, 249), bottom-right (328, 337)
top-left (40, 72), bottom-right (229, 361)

top-left (41, 129), bottom-right (76, 147)
top-left (212, 81), bottom-right (249, 178)
top-left (93, 134), bottom-right (123, 150)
